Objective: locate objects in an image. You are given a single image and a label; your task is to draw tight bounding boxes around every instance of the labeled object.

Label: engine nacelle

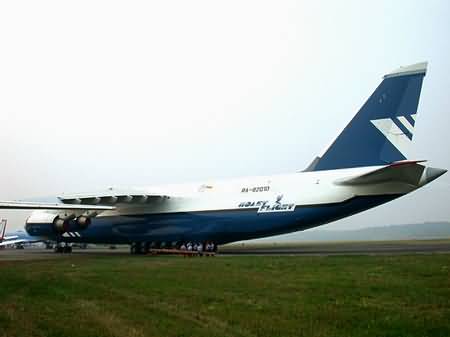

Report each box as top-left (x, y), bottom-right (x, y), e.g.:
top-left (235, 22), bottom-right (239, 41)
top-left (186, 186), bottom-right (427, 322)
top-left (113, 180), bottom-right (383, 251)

top-left (25, 211), bottom-right (93, 236)
top-left (26, 211), bottom-right (62, 236)
top-left (53, 217), bottom-right (69, 233)
top-left (76, 216), bottom-right (91, 229)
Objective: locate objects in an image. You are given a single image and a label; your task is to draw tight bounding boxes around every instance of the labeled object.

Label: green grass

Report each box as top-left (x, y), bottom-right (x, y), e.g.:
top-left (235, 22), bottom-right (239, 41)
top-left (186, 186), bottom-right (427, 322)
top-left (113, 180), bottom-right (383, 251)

top-left (1, 254), bottom-right (449, 337)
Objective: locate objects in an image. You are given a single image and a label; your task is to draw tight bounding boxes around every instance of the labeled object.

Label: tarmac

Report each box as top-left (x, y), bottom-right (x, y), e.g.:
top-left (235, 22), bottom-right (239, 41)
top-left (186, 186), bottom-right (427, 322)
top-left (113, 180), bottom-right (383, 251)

top-left (0, 247), bottom-right (130, 262)
top-left (1, 240), bottom-right (450, 261)
top-left (220, 240), bottom-right (450, 256)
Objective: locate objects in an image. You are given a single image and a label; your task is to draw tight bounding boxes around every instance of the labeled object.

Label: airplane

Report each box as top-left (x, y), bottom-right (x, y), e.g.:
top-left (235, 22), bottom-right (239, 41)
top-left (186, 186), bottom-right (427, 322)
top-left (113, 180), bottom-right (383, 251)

top-left (0, 219), bottom-right (43, 248)
top-left (0, 62), bottom-right (446, 254)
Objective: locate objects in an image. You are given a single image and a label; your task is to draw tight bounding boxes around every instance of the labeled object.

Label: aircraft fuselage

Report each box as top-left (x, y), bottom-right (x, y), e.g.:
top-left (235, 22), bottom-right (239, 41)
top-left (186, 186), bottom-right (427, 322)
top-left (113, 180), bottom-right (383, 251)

top-left (24, 164), bottom-right (440, 245)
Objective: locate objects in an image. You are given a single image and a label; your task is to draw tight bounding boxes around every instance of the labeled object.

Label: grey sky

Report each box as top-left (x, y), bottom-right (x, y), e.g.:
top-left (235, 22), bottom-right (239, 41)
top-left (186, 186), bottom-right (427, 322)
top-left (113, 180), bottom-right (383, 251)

top-left (1, 0), bottom-right (449, 232)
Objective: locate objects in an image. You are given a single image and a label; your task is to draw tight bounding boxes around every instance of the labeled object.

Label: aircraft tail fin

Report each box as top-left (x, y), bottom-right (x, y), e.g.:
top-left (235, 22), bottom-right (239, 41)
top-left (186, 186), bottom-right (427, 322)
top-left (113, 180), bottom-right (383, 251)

top-left (0, 219), bottom-right (6, 242)
top-left (312, 62), bottom-right (427, 171)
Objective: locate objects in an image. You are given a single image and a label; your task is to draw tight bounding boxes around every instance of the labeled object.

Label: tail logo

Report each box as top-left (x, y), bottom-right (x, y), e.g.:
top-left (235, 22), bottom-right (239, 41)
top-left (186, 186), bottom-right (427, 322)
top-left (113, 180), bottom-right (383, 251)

top-left (370, 114), bottom-right (416, 157)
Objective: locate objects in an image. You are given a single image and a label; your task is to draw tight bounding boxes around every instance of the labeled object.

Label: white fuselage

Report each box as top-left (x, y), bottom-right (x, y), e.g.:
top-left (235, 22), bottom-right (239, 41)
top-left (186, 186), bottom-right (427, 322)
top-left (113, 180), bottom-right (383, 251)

top-left (95, 165), bottom-right (419, 217)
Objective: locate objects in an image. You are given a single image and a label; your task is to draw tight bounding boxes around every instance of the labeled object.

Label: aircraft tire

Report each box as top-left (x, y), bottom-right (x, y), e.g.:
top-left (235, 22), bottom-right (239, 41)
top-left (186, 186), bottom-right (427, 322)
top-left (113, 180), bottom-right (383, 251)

top-left (130, 242), bottom-right (146, 255)
top-left (54, 246), bottom-right (64, 253)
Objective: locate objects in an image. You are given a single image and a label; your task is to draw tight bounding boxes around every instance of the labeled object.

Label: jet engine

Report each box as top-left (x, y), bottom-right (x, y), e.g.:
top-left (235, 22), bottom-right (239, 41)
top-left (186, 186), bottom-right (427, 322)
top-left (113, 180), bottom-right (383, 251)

top-left (53, 217), bottom-right (69, 233)
top-left (25, 211), bottom-right (65, 236)
top-left (76, 215), bottom-right (91, 229)
top-left (25, 211), bottom-right (91, 234)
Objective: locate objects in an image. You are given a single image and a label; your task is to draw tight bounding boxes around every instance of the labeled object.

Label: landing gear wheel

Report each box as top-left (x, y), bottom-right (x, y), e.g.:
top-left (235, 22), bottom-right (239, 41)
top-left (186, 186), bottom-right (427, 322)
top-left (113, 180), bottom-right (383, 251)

top-left (54, 245), bottom-right (64, 253)
top-left (130, 242), bottom-right (145, 255)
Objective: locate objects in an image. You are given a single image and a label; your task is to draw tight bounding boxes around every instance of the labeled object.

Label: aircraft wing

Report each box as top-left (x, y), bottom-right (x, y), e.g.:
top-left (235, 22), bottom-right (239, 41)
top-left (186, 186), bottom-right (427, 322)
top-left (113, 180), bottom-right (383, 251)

top-left (0, 238), bottom-right (38, 247)
top-left (0, 201), bottom-right (115, 210)
top-left (58, 191), bottom-right (171, 205)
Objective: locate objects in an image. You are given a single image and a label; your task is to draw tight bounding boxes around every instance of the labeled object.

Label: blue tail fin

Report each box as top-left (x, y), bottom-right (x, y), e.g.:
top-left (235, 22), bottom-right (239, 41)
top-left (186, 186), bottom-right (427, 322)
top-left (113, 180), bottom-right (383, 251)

top-left (312, 62), bottom-right (427, 171)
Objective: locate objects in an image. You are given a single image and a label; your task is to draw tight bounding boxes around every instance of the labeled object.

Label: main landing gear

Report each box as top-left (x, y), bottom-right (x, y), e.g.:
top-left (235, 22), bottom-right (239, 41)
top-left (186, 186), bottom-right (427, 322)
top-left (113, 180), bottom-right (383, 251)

top-left (54, 242), bottom-right (72, 253)
top-left (129, 241), bottom-right (217, 255)
top-left (130, 242), bottom-right (150, 255)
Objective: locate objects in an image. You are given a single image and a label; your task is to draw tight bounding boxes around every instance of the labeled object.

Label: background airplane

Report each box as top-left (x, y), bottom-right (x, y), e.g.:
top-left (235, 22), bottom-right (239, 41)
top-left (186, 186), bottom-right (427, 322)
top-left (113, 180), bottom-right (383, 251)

top-left (0, 219), bottom-right (43, 248)
top-left (0, 62), bottom-right (446, 254)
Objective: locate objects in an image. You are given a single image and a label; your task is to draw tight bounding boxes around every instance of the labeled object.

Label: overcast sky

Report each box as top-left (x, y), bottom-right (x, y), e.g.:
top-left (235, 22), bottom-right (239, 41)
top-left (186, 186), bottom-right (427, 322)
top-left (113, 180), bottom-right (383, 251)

top-left (1, 0), bottom-right (449, 233)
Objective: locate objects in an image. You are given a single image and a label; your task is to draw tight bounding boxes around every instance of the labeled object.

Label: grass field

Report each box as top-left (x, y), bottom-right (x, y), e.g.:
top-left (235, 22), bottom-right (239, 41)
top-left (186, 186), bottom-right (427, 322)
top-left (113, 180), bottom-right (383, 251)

top-left (1, 254), bottom-right (449, 337)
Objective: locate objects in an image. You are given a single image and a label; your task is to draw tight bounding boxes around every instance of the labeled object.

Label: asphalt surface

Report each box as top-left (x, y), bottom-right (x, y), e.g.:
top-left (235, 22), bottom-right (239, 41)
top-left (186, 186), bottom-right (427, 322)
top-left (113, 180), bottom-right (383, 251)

top-left (1, 240), bottom-right (450, 261)
top-left (220, 241), bottom-right (450, 256)
top-left (0, 247), bottom-right (131, 261)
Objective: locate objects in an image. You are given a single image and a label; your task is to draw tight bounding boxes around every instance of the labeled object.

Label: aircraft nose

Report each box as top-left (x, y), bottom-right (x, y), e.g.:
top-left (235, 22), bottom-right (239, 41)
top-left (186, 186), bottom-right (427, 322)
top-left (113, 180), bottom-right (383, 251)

top-left (423, 167), bottom-right (447, 184)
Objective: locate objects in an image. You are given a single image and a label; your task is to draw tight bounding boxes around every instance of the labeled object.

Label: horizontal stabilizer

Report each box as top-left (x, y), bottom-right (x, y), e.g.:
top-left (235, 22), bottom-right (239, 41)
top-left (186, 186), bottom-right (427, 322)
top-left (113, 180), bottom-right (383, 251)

top-left (335, 160), bottom-right (433, 186)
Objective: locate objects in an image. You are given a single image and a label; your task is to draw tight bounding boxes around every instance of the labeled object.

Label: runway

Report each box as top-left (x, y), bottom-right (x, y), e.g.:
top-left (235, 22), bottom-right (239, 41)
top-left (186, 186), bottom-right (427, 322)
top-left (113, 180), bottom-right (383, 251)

top-left (1, 240), bottom-right (450, 261)
top-left (0, 247), bottom-right (131, 262)
top-left (220, 240), bottom-right (450, 255)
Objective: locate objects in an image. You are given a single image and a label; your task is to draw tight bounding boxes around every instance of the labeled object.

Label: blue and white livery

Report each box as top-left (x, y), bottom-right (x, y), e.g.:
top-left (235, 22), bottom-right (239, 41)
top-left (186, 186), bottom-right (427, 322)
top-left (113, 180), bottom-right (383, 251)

top-left (0, 219), bottom-right (41, 248)
top-left (0, 62), bottom-right (446, 253)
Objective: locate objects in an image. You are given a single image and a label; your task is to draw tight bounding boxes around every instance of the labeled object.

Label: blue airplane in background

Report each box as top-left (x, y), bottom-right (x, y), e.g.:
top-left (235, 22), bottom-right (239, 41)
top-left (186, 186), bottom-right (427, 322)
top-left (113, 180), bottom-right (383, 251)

top-left (0, 62), bottom-right (446, 254)
top-left (0, 219), bottom-right (42, 248)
